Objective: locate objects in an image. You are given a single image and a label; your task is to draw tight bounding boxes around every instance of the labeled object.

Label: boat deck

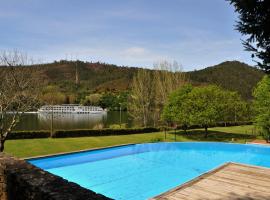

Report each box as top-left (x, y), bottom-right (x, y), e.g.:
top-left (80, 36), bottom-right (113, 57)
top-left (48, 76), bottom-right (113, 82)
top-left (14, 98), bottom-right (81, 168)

top-left (151, 162), bottom-right (270, 200)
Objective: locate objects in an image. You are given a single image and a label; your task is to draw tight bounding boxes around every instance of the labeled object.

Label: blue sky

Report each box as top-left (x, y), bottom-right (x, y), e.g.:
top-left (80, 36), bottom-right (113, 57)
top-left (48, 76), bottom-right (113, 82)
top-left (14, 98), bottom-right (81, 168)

top-left (0, 0), bottom-right (253, 70)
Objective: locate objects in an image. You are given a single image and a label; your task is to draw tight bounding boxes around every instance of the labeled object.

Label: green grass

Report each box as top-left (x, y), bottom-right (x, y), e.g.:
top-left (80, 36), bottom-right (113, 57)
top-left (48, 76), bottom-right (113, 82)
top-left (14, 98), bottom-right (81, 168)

top-left (4, 125), bottom-right (259, 158)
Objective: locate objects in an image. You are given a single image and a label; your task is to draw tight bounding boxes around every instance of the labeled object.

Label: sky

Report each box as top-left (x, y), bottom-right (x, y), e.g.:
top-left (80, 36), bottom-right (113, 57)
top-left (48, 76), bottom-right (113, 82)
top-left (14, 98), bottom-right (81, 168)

top-left (0, 0), bottom-right (254, 71)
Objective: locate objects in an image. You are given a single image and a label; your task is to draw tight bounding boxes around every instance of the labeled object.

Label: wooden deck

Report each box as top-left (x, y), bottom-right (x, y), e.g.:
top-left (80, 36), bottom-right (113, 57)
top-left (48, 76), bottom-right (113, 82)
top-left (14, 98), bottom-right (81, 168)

top-left (151, 162), bottom-right (270, 200)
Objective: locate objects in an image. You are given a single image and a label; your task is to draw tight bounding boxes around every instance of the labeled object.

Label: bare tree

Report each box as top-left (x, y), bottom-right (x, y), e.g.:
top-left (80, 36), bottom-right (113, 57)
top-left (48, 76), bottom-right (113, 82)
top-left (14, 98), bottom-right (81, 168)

top-left (128, 61), bottom-right (187, 127)
top-left (153, 60), bottom-right (187, 125)
top-left (0, 50), bottom-right (41, 151)
top-left (128, 69), bottom-right (154, 127)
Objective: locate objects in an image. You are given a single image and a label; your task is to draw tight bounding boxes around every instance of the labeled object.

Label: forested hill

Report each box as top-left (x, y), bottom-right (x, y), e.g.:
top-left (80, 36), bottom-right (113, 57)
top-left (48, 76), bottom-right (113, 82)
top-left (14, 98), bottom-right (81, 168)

top-left (35, 60), bottom-right (263, 100)
top-left (187, 61), bottom-right (264, 99)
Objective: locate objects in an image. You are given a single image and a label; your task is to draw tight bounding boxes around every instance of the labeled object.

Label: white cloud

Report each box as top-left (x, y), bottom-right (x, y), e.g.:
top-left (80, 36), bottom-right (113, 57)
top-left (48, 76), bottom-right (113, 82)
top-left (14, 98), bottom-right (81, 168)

top-left (121, 47), bottom-right (147, 57)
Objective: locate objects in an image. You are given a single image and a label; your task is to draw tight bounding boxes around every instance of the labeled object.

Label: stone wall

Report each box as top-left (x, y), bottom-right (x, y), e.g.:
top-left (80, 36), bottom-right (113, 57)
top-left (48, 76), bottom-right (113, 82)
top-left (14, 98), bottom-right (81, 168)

top-left (0, 153), bottom-right (112, 200)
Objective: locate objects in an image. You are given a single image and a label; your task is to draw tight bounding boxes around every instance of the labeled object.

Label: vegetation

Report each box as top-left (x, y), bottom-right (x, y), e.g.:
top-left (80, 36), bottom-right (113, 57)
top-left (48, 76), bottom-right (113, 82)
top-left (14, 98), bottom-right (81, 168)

top-left (229, 0), bottom-right (270, 73)
top-left (163, 85), bottom-right (248, 137)
top-left (128, 69), bottom-right (155, 126)
top-left (162, 84), bottom-right (193, 133)
top-left (98, 91), bottom-right (129, 111)
top-left (8, 128), bottom-right (159, 139)
top-left (188, 61), bottom-right (264, 99)
top-left (129, 61), bottom-right (187, 127)
top-left (0, 51), bottom-right (40, 151)
top-left (0, 60), bottom-right (261, 107)
top-left (253, 75), bottom-right (270, 141)
top-left (4, 125), bottom-right (257, 158)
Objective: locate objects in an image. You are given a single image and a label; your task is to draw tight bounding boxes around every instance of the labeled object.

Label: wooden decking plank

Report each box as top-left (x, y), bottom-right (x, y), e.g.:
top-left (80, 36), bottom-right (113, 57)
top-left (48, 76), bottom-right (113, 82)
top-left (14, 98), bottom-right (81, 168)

top-left (196, 178), bottom-right (270, 197)
top-left (213, 171), bottom-right (270, 188)
top-left (228, 163), bottom-right (270, 173)
top-left (151, 163), bottom-right (270, 200)
top-left (218, 170), bottom-right (270, 185)
top-left (178, 187), bottom-right (223, 199)
top-left (207, 175), bottom-right (270, 194)
top-left (223, 166), bottom-right (270, 180)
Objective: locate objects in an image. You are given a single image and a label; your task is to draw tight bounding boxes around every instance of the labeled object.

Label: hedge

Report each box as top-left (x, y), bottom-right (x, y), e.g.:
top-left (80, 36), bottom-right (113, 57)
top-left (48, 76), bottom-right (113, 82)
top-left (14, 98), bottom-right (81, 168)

top-left (7, 131), bottom-right (51, 140)
top-left (176, 121), bottom-right (253, 130)
top-left (8, 122), bottom-right (253, 140)
top-left (52, 127), bottom-right (160, 138)
top-left (9, 127), bottom-right (160, 140)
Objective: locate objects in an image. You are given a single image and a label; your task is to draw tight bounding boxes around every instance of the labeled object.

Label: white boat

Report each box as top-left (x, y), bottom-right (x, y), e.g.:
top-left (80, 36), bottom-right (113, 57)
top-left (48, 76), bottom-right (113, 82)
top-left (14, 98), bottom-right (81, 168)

top-left (38, 104), bottom-right (106, 114)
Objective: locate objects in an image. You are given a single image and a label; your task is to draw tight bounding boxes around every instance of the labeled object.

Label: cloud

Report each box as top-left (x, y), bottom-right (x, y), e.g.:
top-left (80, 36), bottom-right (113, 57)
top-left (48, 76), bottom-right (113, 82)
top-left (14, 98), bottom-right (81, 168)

top-left (121, 47), bottom-right (147, 57)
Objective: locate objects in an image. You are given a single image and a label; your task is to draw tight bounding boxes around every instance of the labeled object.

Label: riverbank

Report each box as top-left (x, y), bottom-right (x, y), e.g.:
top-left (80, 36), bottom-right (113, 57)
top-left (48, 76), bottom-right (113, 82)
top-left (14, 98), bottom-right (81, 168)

top-left (4, 125), bottom-right (259, 158)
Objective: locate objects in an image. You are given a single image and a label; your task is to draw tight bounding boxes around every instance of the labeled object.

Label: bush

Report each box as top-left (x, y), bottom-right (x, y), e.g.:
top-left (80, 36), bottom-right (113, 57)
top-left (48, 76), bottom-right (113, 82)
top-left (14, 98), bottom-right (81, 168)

top-left (52, 127), bottom-right (160, 138)
top-left (8, 131), bottom-right (51, 140)
top-left (176, 121), bottom-right (252, 130)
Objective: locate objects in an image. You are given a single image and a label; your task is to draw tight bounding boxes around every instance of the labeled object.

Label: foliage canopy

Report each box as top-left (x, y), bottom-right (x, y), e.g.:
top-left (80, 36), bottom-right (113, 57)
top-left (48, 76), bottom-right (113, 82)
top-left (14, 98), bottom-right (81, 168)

top-left (253, 75), bottom-right (270, 141)
top-left (229, 0), bottom-right (270, 73)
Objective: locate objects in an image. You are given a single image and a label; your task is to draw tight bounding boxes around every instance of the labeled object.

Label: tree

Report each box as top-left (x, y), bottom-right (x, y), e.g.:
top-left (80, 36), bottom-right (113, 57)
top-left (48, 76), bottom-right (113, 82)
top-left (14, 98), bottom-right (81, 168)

top-left (82, 93), bottom-right (102, 106)
top-left (99, 93), bottom-right (119, 110)
top-left (182, 86), bottom-right (223, 137)
top-left (253, 75), bottom-right (270, 141)
top-left (0, 50), bottom-right (40, 151)
top-left (162, 84), bottom-right (193, 133)
top-left (153, 61), bottom-right (187, 125)
top-left (219, 91), bottom-right (248, 124)
top-left (128, 69), bottom-right (154, 127)
top-left (229, 0), bottom-right (270, 73)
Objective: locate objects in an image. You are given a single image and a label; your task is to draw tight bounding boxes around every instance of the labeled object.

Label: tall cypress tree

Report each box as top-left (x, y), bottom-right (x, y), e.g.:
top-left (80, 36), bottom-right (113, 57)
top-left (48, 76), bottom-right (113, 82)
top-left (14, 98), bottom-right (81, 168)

top-left (229, 0), bottom-right (270, 73)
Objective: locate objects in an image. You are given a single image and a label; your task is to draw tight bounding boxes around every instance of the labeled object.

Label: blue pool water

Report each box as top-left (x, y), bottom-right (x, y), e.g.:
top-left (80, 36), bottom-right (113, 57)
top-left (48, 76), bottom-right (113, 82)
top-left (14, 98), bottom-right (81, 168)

top-left (29, 142), bottom-right (270, 200)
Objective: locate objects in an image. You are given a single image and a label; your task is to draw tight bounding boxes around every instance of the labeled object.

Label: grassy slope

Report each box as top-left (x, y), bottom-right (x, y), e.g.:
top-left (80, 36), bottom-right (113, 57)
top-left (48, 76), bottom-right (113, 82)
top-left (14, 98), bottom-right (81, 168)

top-left (5, 125), bottom-right (259, 158)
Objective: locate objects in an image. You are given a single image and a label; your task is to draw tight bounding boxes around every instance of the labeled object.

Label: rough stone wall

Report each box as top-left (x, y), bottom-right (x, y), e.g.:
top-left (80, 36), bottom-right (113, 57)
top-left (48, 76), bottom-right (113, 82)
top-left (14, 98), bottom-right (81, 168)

top-left (0, 153), bottom-right (112, 200)
top-left (0, 154), bottom-right (9, 200)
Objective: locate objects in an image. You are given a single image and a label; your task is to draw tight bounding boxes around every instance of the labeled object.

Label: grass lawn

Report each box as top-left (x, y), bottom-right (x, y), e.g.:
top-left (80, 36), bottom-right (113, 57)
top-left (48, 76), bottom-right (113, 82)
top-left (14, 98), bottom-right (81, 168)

top-left (4, 125), bottom-right (260, 158)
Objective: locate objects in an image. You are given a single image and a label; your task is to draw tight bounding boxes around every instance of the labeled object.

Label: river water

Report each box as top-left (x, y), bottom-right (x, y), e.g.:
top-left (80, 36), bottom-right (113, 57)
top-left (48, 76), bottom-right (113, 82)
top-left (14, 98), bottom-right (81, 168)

top-left (14, 111), bottom-right (131, 131)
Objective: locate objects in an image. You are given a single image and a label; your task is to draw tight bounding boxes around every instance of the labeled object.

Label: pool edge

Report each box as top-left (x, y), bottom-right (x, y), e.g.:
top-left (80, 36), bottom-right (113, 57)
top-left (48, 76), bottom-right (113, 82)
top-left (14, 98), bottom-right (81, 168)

top-left (25, 141), bottom-right (270, 160)
top-left (25, 142), bottom-right (139, 160)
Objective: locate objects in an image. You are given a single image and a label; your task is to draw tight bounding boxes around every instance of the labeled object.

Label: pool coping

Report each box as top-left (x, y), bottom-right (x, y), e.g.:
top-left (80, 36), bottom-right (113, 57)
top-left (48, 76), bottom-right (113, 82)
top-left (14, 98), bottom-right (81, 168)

top-left (24, 142), bottom-right (139, 160)
top-left (24, 141), bottom-right (270, 160)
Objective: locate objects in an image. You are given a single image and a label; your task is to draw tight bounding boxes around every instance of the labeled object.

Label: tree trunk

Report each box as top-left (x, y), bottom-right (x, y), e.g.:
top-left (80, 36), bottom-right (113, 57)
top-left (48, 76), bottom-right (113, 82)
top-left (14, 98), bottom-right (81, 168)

top-left (204, 126), bottom-right (208, 138)
top-left (183, 124), bottom-right (188, 134)
top-left (0, 140), bottom-right (4, 152)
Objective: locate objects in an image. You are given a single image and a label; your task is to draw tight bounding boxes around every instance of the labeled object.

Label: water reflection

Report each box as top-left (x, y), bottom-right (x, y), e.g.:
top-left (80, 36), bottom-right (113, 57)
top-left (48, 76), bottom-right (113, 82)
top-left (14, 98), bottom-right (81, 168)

top-left (14, 111), bottom-right (130, 131)
top-left (38, 113), bottom-right (107, 130)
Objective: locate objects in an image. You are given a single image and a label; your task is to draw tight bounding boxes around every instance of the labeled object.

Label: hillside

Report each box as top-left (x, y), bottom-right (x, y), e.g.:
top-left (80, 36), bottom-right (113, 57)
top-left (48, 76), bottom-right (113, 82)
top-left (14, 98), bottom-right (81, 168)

top-left (187, 61), bottom-right (264, 99)
top-left (10, 60), bottom-right (264, 101)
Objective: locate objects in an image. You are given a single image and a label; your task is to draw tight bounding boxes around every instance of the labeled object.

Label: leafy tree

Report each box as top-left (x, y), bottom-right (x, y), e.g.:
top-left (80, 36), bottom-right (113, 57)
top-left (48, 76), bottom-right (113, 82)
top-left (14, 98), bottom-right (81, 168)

top-left (253, 75), bottom-right (270, 141)
top-left (162, 84), bottom-right (193, 133)
top-left (229, 0), bottom-right (270, 73)
top-left (41, 85), bottom-right (66, 104)
top-left (118, 91), bottom-right (129, 111)
top-left (99, 93), bottom-right (119, 110)
top-left (82, 93), bottom-right (102, 106)
top-left (219, 91), bottom-right (248, 124)
top-left (186, 86), bottom-right (223, 137)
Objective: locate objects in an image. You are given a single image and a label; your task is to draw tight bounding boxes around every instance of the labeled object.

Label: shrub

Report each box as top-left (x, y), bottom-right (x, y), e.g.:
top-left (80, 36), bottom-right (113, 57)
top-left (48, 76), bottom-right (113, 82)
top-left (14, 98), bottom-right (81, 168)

top-left (52, 127), bottom-right (160, 138)
top-left (8, 131), bottom-right (50, 140)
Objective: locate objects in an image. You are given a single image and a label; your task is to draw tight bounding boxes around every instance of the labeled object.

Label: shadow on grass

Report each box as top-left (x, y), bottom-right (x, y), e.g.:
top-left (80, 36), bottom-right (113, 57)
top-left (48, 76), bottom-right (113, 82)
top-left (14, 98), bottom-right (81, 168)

top-left (169, 130), bottom-right (256, 142)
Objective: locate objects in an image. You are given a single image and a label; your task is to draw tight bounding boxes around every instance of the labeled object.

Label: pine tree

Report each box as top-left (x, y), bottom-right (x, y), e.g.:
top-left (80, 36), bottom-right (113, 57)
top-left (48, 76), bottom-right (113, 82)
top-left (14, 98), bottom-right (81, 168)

top-left (229, 0), bottom-right (270, 73)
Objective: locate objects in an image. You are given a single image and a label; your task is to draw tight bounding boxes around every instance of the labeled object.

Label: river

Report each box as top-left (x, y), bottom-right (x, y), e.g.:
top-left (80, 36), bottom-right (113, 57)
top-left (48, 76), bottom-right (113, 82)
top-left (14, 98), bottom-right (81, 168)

top-left (14, 111), bottom-right (132, 131)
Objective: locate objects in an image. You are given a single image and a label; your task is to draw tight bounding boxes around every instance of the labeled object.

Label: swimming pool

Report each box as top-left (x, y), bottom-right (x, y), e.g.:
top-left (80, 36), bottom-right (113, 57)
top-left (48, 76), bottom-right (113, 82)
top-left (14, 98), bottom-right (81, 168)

top-left (29, 142), bottom-right (270, 200)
